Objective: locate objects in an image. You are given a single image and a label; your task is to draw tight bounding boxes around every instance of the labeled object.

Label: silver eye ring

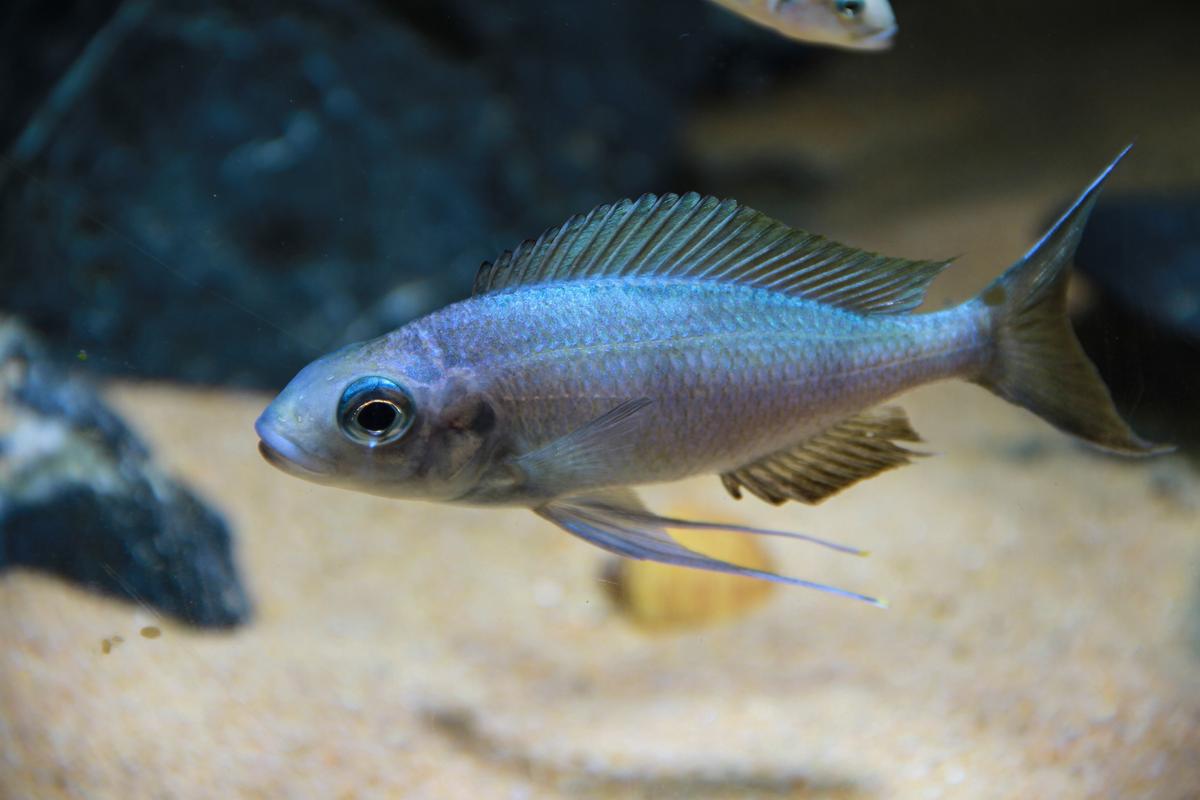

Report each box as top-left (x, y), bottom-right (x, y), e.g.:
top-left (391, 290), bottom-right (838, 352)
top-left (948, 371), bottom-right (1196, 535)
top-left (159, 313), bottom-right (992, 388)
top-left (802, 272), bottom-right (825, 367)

top-left (337, 376), bottom-right (415, 446)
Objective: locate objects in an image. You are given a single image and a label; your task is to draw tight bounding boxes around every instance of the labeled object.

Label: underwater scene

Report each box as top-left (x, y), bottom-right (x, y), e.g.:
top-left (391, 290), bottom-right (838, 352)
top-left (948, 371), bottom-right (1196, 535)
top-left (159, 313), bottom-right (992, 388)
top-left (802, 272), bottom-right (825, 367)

top-left (2, 1), bottom-right (1199, 797)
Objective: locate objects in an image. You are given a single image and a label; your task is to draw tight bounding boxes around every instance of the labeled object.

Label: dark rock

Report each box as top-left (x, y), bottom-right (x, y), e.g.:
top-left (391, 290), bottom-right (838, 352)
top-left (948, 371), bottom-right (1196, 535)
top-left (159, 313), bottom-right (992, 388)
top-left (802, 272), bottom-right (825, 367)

top-left (0, 0), bottom-right (125, 150)
top-left (1076, 194), bottom-right (1200, 341)
top-left (1072, 194), bottom-right (1200, 451)
top-left (0, 0), bottom-right (805, 389)
top-left (0, 318), bottom-right (252, 627)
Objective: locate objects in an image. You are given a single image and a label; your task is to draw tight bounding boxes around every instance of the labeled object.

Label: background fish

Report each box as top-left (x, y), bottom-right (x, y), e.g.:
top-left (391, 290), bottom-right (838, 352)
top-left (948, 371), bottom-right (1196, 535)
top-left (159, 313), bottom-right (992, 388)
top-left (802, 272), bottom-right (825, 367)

top-left (256, 148), bottom-right (1165, 606)
top-left (707, 0), bottom-right (897, 51)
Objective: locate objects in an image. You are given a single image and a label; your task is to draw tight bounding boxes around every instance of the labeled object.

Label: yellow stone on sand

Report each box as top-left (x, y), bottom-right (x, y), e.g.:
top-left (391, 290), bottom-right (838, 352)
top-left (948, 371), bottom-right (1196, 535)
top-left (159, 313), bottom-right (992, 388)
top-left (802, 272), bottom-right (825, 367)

top-left (603, 511), bottom-right (777, 631)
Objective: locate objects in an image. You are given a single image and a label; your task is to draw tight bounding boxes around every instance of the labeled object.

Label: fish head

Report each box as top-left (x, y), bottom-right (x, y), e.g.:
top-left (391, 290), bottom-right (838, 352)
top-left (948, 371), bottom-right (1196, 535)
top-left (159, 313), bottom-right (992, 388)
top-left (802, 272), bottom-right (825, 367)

top-left (774, 0), bottom-right (897, 51)
top-left (255, 333), bottom-right (498, 502)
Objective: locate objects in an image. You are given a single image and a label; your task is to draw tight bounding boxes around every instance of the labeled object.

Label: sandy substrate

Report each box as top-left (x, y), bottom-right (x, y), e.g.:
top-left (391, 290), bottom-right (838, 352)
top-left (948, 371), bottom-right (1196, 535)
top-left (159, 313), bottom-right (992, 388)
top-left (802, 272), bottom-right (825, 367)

top-left (1, 367), bottom-right (1198, 798)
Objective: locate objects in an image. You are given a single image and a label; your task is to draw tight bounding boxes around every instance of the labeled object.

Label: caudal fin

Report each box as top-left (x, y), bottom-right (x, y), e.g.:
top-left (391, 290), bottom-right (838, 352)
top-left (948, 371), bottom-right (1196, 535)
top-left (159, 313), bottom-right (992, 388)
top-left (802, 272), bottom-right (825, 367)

top-left (973, 146), bottom-right (1170, 456)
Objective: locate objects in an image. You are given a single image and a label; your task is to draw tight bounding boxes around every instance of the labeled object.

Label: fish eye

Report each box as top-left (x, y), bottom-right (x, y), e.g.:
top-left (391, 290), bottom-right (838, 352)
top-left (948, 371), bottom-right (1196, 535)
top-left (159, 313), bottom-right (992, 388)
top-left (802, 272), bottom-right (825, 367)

top-left (834, 0), bottom-right (865, 19)
top-left (338, 376), bottom-right (415, 446)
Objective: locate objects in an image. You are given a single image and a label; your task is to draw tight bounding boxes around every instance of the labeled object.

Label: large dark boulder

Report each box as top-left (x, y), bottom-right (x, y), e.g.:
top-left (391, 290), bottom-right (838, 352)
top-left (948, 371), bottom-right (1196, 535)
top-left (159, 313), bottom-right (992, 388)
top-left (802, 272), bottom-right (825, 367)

top-left (0, 0), bottom-right (795, 388)
top-left (1073, 194), bottom-right (1200, 451)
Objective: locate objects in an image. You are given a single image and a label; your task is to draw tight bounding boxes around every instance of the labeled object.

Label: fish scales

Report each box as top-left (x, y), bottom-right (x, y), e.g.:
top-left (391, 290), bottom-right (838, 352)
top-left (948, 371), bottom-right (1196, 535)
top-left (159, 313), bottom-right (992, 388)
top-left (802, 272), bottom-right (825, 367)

top-left (416, 279), bottom-right (984, 486)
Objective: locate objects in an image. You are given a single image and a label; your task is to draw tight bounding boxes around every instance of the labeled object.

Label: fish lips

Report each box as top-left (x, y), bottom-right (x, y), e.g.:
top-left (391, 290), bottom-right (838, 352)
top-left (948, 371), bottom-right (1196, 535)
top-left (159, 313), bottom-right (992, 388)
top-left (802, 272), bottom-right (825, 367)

top-left (254, 416), bottom-right (330, 480)
top-left (852, 24), bottom-right (897, 51)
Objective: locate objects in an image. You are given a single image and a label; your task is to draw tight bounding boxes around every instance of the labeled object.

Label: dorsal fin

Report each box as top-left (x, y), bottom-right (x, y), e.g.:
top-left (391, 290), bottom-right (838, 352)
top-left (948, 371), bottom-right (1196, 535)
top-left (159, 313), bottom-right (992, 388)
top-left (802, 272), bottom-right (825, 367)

top-left (721, 407), bottom-right (925, 506)
top-left (474, 193), bottom-right (952, 315)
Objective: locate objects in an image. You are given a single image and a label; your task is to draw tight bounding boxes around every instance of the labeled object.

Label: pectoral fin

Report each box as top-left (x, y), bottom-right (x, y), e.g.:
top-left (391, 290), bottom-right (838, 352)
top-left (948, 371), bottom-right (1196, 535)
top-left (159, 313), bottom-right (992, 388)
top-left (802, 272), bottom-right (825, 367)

top-left (536, 489), bottom-right (885, 607)
top-left (514, 398), bottom-right (652, 490)
top-left (721, 407), bottom-right (925, 506)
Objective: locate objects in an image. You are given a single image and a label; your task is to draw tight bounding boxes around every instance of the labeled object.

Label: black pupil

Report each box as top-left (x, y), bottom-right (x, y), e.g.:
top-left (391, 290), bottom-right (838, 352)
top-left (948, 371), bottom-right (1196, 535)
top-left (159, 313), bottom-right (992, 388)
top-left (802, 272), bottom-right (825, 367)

top-left (356, 399), bottom-right (398, 433)
top-left (841, 0), bottom-right (863, 13)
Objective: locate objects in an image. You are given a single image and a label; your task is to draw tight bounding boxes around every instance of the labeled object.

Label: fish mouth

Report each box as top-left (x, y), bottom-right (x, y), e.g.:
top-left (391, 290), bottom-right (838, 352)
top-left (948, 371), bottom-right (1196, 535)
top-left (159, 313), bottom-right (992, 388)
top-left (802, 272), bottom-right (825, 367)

top-left (257, 439), bottom-right (295, 469)
top-left (853, 24), bottom-right (897, 50)
top-left (254, 415), bottom-right (328, 479)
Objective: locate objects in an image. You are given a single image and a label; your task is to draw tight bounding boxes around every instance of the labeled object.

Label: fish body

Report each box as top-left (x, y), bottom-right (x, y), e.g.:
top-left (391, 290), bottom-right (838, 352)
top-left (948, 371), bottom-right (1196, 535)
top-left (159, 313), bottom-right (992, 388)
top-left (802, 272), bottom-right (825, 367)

top-left (406, 279), bottom-right (979, 502)
top-left (257, 149), bottom-right (1165, 605)
top-left (708, 0), bottom-right (897, 51)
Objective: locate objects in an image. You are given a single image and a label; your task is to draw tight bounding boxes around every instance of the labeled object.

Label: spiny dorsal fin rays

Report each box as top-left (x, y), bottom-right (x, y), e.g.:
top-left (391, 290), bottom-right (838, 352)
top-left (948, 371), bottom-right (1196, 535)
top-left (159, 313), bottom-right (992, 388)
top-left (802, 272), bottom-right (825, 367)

top-left (721, 407), bottom-right (926, 506)
top-left (473, 193), bottom-right (953, 316)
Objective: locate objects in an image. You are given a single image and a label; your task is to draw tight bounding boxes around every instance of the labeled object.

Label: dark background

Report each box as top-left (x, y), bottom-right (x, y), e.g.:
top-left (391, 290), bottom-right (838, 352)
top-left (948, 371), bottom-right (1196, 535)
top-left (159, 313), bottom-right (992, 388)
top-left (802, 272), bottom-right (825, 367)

top-left (2, 0), bottom-right (1198, 416)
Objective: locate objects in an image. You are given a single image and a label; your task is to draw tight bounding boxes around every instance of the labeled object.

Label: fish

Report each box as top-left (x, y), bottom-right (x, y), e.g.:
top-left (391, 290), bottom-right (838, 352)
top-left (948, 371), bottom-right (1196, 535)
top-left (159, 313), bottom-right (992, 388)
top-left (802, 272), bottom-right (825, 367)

top-left (255, 147), bottom-right (1168, 607)
top-left (707, 0), bottom-right (897, 51)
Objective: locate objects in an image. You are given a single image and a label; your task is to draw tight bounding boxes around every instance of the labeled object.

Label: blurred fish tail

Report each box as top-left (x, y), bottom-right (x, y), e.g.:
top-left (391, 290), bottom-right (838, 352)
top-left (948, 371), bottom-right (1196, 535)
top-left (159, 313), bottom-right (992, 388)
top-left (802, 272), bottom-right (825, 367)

top-left (972, 146), bottom-right (1169, 456)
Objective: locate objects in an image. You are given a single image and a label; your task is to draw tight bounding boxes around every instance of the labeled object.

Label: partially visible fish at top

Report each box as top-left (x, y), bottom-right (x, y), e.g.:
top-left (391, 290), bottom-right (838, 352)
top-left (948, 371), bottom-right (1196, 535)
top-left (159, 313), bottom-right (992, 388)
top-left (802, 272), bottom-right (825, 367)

top-left (708, 0), bottom-right (897, 51)
top-left (255, 147), bottom-right (1168, 607)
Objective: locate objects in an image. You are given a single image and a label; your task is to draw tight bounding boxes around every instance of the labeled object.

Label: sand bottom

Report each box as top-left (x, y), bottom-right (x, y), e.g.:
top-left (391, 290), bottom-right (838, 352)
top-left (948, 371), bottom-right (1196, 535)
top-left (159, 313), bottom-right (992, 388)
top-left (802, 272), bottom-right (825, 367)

top-left (1, 376), bottom-right (1197, 799)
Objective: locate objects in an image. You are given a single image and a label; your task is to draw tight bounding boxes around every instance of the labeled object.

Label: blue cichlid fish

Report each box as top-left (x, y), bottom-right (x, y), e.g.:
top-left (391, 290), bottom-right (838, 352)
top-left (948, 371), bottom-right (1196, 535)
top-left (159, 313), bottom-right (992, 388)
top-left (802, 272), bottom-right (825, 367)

top-left (708, 0), bottom-right (897, 51)
top-left (256, 148), bottom-right (1166, 606)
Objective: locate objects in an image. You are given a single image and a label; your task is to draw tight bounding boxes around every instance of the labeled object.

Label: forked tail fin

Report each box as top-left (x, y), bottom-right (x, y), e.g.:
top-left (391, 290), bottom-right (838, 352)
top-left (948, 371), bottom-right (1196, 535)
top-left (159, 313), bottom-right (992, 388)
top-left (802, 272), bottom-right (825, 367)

top-left (973, 146), bottom-right (1170, 456)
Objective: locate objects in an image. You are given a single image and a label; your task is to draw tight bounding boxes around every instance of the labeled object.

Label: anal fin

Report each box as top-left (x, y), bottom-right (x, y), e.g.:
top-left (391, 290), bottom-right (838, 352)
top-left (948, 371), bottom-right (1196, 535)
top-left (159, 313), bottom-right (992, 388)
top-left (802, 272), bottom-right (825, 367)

top-left (721, 407), bottom-right (925, 506)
